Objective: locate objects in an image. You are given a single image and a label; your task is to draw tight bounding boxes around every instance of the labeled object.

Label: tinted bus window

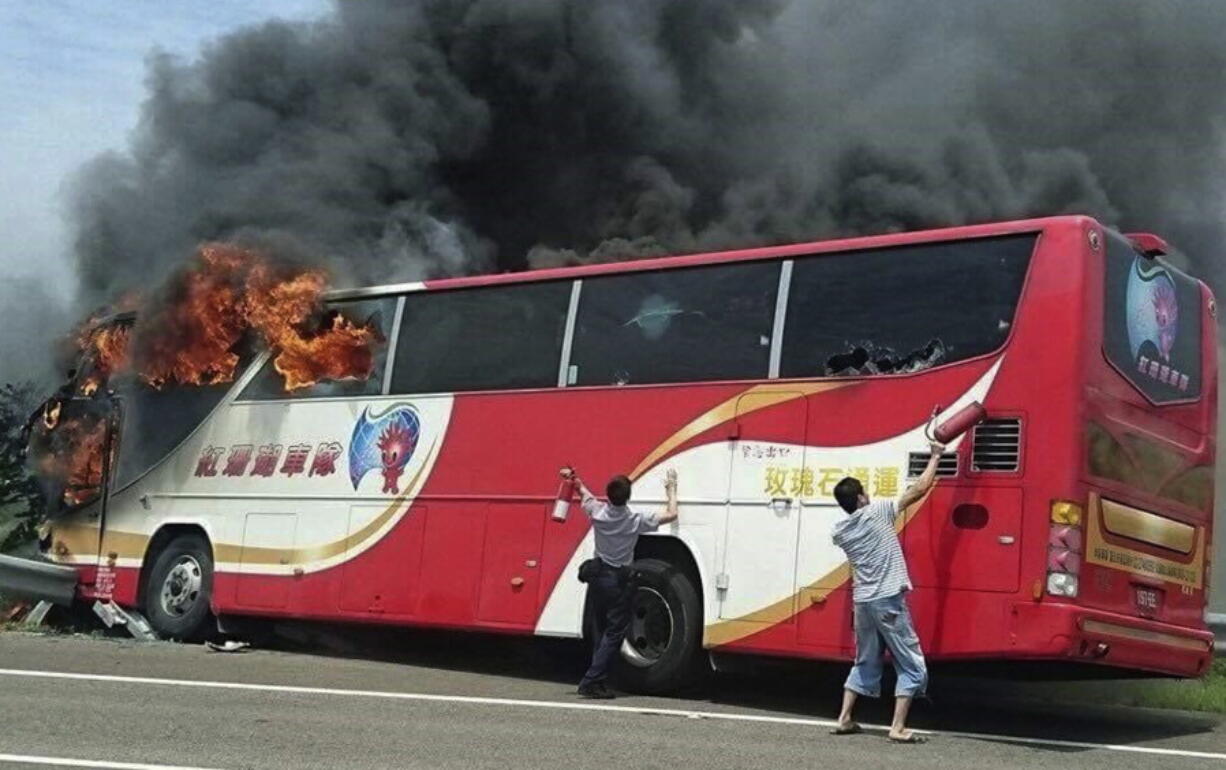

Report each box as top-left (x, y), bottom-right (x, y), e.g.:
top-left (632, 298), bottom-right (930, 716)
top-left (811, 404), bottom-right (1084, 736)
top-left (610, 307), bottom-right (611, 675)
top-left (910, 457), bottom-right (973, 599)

top-left (570, 261), bottom-right (778, 386)
top-left (116, 345), bottom-right (255, 488)
top-left (391, 282), bottom-right (571, 394)
top-left (1102, 231), bottom-right (1202, 402)
top-left (781, 235), bottom-right (1034, 378)
top-left (240, 297), bottom-right (397, 401)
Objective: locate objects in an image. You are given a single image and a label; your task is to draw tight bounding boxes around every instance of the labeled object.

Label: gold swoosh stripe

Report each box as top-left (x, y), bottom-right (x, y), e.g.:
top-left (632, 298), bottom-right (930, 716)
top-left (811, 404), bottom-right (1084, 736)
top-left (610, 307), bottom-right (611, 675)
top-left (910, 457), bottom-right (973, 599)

top-left (703, 489), bottom-right (932, 648)
top-left (59, 439), bottom-right (438, 569)
top-left (629, 381), bottom-right (851, 481)
top-left (218, 439), bottom-right (436, 566)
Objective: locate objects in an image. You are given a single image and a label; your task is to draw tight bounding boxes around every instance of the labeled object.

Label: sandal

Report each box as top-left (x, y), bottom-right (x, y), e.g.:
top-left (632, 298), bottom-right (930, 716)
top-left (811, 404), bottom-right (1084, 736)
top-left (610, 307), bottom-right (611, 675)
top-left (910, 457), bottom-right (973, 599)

top-left (830, 723), bottom-right (863, 736)
top-left (888, 733), bottom-right (928, 745)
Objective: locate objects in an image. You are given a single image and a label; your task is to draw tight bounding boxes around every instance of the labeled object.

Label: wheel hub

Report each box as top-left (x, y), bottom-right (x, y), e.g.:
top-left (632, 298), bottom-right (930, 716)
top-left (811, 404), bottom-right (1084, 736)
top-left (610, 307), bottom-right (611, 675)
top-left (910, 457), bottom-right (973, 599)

top-left (621, 586), bottom-right (674, 668)
top-left (160, 555), bottom-right (203, 618)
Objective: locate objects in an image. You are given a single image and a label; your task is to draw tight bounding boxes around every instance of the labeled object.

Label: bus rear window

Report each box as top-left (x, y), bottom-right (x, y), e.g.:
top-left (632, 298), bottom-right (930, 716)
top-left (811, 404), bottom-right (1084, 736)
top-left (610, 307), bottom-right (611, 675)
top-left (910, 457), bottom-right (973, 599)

top-left (780, 235), bottom-right (1034, 378)
top-left (1102, 231), bottom-right (1202, 403)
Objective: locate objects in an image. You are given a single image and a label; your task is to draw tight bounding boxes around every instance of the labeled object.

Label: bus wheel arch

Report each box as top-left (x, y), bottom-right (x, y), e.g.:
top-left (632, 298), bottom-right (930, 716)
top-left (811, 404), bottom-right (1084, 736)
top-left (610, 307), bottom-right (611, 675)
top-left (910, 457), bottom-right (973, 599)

top-left (585, 536), bottom-right (706, 695)
top-left (139, 524), bottom-right (216, 641)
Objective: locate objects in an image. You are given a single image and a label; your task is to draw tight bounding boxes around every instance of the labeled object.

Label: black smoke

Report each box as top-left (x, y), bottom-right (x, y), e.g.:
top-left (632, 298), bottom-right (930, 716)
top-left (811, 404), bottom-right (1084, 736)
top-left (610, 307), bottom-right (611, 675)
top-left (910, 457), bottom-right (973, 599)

top-left (69, 0), bottom-right (1226, 304)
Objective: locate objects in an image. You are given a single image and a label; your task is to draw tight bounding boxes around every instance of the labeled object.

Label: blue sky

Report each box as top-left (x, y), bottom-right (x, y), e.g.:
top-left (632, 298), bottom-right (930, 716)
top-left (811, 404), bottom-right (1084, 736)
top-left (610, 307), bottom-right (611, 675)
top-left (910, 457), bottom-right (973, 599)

top-left (0, 0), bottom-right (332, 298)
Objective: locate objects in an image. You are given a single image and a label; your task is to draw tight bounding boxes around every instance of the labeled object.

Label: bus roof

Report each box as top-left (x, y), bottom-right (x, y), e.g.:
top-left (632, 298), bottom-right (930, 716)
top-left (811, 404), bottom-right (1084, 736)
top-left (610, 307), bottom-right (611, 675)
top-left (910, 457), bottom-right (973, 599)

top-left (324, 215), bottom-right (1104, 301)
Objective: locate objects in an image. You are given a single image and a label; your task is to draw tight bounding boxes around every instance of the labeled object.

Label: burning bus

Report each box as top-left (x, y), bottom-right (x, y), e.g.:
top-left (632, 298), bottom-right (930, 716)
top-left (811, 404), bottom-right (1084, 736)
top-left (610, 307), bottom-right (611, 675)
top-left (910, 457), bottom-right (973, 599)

top-left (1, 215), bottom-right (1216, 692)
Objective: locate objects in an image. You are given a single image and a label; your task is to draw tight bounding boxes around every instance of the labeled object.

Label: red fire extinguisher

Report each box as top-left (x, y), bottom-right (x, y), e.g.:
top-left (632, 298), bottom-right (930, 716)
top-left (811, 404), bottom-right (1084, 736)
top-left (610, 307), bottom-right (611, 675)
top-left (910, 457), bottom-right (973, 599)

top-left (926, 401), bottom-right (987, 444)
top-left (553, 466), bottom-right (578, 522)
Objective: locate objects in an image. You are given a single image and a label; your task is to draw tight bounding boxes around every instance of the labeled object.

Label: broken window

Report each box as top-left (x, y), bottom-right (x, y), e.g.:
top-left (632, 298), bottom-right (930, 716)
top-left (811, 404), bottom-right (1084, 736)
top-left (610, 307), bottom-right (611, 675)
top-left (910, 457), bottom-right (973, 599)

top-left (570, 261), bottom-right (778, 386)
top-left (240, 297), bottom-right (397, 400)
top-left (780, 235), bottom-right (1034, 379)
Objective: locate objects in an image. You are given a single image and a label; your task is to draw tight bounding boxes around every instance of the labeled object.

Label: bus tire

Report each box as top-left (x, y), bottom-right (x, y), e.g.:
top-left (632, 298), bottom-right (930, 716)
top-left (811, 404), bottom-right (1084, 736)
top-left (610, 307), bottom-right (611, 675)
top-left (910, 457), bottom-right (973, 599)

top-left (615, 557), bottom-right (704, 695)
top-left (143, 533), bottom-right (215, 641)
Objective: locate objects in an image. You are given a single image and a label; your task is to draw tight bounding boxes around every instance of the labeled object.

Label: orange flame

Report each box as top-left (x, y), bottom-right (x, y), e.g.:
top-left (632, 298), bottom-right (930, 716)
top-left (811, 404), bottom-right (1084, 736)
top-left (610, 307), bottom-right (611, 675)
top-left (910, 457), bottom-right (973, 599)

top-left (74, 315), bottom-right (133, 396)
top-left (62, 418), bottom-right (108, 506)
top-left (125, 243), bottom-right (378, 392)
top-left (134, 244), bottom-right (249, 388)
top-left (245, 264), bottom-right (377, 391)
top-left (38, 242), bottom-right (377, 506)
top-left (42, 400), bottom-right (61, 430)
top-left (31, 416), bottom-right (108, 507)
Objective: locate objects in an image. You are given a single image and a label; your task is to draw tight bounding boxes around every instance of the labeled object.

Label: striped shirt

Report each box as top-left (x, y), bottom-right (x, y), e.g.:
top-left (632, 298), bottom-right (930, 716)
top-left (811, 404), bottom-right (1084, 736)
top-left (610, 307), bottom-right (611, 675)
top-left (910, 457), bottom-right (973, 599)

top-left (832, 499), bottom-right (912, 603)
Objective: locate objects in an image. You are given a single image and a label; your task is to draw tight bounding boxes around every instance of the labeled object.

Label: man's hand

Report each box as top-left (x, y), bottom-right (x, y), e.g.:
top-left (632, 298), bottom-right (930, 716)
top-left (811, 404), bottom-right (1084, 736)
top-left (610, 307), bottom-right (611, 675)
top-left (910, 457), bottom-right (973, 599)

top-left (562, 466), bottom-right (594, 500)
top-left (898, 441), bottom-right (946, 511)
top-left (658, 468), bottom-right (680, 525)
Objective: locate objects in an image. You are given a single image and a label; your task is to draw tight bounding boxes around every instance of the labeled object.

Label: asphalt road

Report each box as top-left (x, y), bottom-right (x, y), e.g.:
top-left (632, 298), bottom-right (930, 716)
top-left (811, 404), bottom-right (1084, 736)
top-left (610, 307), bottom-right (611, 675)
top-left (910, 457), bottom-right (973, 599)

top-left (0, 628), bottom-right (1223, 769)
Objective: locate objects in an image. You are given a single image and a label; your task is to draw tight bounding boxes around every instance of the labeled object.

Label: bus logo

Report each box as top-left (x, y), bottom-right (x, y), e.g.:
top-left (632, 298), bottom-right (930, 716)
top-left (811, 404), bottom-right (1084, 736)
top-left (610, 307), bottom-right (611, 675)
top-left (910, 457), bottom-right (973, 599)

top-left (349, 403), bottom-right (421, 494)
top-left (1126, 258), bottom-right (1179, 364)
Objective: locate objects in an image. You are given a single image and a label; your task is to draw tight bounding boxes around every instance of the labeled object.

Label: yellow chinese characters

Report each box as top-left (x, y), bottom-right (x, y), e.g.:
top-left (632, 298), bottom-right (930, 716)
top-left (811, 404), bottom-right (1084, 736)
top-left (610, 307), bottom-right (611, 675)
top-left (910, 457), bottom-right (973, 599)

top-left (763, 465), bottom-right (901, 500)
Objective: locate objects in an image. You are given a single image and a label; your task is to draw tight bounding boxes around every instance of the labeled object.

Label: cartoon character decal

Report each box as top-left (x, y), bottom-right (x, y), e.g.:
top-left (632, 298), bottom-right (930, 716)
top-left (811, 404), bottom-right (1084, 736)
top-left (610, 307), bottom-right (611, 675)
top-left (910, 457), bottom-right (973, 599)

top-left (1126, 258), bottom-right (1179, 363)
top-left (349, 403), bottom-right (421, 493)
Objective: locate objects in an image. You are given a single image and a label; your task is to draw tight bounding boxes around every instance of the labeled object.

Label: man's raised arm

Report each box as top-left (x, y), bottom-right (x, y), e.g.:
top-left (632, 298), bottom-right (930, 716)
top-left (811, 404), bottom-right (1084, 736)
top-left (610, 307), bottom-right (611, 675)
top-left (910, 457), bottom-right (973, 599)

top-left (656, 468), bottom-right (679, 525)
top-left (562, 467), bottom-right (601, 516)
top-left (897, 440), bottom-right (946, 511)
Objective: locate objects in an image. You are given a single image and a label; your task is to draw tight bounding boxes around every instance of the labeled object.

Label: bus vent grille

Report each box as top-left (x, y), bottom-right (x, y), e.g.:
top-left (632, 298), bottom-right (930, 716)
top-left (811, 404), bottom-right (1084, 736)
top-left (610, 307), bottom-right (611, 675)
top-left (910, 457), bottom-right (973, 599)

top-left (972, 418), bottom-right (1022, 472)
top-left (907, 452), bottom-right (959, 478)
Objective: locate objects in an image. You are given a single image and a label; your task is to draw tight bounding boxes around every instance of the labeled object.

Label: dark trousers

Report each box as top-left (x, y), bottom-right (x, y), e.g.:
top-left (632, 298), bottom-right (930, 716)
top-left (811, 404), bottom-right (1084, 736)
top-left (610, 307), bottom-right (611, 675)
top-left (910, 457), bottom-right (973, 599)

top-left (579, 565), bottom-right (635, 687)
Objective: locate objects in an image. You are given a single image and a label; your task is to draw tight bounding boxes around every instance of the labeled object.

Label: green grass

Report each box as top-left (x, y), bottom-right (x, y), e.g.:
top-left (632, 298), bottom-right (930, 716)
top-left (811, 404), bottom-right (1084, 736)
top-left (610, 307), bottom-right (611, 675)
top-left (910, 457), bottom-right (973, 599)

top-left (1124, 658), bottom-right (1226, 714)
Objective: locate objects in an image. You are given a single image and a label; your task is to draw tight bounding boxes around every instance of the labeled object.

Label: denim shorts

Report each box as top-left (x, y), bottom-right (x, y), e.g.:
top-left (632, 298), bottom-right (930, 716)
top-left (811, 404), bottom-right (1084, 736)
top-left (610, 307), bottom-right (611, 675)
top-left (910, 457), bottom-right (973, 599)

top-left (845, 592), bottom-right (927, 698)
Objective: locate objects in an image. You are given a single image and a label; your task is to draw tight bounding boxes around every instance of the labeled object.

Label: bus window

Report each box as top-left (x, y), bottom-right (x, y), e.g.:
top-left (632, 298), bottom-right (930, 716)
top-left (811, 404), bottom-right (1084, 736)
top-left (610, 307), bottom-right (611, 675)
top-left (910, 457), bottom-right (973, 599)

top-left (569, 261), bottom-right (778, 386)
top-left (390, 281), bottom-right (571, 394)
top-left (780, 235), bottom-right (1034, 378)
top-left (1102, 231), bottom-right (1202, 403)
top-left (239, 297), bottom-right (397, 401)
top-left (115, 348), bottom-right (254, 489)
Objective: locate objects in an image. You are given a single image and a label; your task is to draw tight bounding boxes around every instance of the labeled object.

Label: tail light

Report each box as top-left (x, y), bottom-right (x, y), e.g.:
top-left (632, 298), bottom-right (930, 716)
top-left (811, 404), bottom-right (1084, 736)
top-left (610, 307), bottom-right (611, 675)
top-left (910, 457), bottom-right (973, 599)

top-left (1047, 501), bottom-right (1084, 598)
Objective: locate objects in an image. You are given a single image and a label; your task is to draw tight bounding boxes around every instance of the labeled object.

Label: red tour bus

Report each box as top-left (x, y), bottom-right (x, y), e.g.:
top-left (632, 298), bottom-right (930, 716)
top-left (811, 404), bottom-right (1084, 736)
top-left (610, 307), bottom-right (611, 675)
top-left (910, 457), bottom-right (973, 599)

top-left (7, 215), bottom-right (1216, 692)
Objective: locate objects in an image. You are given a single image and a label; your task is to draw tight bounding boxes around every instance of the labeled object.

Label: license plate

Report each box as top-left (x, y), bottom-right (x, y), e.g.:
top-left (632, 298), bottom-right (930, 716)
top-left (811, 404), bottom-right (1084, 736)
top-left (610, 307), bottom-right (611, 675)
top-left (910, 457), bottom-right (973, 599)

top-left (1133, 585), bottom-right (1163, 617)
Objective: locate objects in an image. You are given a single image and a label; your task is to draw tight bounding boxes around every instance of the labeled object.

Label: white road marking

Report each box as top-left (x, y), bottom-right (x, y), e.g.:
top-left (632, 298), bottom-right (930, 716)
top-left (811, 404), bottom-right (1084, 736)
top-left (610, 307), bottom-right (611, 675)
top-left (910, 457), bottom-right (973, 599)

top-left (0, 754), bottom-right (223, 770)
top-left (0, 668), bottom-right (1223, 762)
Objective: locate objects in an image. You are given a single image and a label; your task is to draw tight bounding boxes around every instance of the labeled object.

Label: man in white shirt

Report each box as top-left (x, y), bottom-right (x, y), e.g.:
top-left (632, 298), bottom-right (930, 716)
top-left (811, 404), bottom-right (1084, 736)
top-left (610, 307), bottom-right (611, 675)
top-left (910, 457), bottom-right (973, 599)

top-left (831, 441), bottom-right (944, 744)
top-left (565, 468), bottom-right (679, 699)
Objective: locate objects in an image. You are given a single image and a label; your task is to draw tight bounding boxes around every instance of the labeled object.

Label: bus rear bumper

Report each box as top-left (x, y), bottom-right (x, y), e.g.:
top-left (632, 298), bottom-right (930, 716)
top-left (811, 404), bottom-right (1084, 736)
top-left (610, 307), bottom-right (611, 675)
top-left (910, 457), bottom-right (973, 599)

top-left (1013, 602), bottom-right (1214, 677)
top-left (0, 554), bottom-right (79, 607)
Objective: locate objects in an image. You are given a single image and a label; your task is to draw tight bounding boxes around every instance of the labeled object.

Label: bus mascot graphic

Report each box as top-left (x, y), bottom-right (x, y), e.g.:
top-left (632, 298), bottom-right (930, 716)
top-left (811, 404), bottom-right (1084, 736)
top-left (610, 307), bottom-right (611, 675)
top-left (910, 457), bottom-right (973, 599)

top-left (349, 404), bottom-right (421, 494)
top-left (1126, 258), bottom-right (1179, 363)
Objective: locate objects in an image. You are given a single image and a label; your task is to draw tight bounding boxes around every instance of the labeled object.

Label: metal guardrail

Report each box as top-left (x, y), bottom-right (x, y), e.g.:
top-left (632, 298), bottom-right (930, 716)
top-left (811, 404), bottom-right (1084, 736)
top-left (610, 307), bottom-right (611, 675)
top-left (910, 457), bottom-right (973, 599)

top-left (1209, 612), bottom-right (1226, 654)
top-left (0, 554), bottom-right (78, 606)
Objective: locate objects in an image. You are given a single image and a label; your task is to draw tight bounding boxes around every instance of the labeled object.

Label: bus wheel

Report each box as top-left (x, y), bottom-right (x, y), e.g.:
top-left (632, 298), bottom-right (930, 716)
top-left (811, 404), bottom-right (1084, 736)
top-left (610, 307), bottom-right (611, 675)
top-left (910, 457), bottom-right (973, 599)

top-left (143, 533), bottom-right (215, 641)
top-left (617, 557), bottom-right (703, 694)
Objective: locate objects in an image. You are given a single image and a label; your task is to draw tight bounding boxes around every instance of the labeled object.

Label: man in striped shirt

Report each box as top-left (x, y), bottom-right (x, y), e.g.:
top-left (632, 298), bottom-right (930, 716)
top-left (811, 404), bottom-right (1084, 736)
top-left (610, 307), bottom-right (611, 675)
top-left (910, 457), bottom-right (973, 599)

top-left (830, 440), bottom-right (945, 744)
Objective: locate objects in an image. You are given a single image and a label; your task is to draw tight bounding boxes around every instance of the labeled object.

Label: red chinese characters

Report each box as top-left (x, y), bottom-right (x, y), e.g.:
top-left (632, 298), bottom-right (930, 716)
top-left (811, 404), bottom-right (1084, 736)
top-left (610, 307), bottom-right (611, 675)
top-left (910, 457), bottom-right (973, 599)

top-left (250, 444), bottom-right (283, 477)
top-left (309, 442), bottom-right (343, 477)
top-left (194, 446), bottom-right (224, 477)
top-left (280, 443), bottom-right (313, 477)
top-left (195, 440), bottom-right (343, 481)
top-left (222, 445), bottom-right (253, 476)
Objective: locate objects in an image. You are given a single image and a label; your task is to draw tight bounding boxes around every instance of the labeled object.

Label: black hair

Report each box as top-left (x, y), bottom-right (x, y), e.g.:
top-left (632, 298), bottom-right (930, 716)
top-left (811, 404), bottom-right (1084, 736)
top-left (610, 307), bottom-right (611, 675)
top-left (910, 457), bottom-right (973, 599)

top-left (607, 475), bottom-right (632, 506)
top-left (834, 477), bottom-right (864, 514)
